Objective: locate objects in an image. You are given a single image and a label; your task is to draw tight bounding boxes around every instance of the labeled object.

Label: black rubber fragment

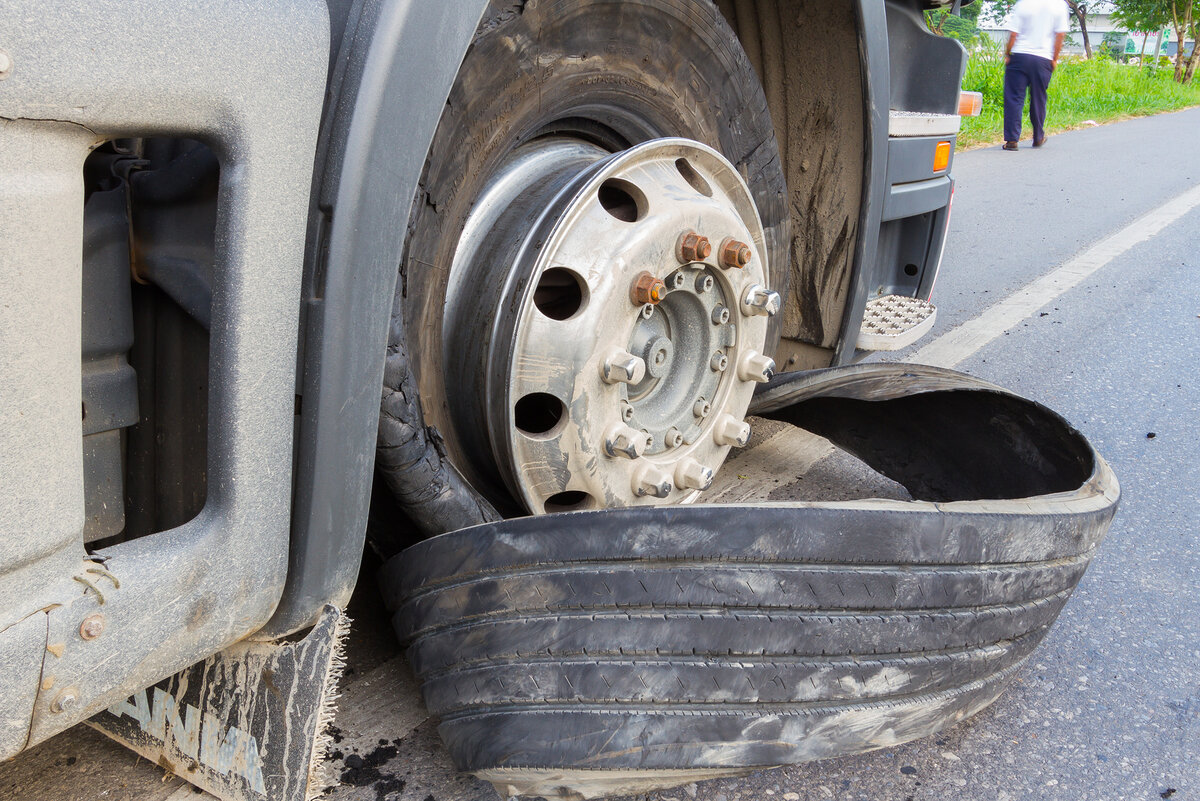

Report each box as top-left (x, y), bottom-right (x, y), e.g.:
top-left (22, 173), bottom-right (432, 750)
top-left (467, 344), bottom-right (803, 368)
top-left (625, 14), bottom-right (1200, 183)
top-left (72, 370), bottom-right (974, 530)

top-left (380, 364), bottom-right (1118, 777)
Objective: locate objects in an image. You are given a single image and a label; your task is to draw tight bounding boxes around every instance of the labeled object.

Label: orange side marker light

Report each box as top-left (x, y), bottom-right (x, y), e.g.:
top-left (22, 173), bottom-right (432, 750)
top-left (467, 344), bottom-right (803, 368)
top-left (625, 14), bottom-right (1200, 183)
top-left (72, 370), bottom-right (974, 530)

top-left (933, 141), bottom-right (952, 173)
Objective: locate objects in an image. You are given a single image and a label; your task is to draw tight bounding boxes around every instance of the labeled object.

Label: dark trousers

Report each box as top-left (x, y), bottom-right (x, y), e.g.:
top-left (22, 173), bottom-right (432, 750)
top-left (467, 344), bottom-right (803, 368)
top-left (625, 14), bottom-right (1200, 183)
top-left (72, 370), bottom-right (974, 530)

top-left (1004, 52), bottom-right (1054, 143)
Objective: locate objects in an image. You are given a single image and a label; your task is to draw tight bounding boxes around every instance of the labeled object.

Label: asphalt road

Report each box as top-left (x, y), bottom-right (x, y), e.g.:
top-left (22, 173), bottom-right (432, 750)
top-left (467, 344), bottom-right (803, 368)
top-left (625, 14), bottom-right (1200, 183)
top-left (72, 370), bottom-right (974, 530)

top-left (3, 108), bottom-right (1198, 801)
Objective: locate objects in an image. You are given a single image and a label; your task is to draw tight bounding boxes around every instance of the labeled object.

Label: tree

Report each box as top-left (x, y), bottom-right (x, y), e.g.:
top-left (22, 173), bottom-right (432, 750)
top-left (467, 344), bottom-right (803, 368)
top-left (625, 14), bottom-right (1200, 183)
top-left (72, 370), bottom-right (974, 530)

top-left (1168, 0), bottom-right (1200, 82)
top-left (1113, 0), bottom-right (1200, 81)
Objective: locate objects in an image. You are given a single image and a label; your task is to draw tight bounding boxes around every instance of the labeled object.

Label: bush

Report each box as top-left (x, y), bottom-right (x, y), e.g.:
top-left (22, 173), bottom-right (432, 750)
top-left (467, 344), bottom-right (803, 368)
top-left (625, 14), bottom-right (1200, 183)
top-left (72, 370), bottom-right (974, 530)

top-left (957, 46), bottom-right (1200, 147)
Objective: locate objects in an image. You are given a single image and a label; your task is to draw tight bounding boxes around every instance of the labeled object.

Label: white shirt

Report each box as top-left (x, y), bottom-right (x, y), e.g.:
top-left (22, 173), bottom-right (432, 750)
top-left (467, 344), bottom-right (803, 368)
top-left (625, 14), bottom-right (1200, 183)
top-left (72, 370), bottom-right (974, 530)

top-left (1004, 0), bottom-right (1072, 61)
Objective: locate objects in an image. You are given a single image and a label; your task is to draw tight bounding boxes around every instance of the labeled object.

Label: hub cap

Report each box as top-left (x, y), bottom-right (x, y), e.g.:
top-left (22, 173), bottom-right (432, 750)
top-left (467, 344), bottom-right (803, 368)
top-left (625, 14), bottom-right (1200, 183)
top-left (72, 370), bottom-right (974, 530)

top-left (444, 138), bottom-right (778, 514)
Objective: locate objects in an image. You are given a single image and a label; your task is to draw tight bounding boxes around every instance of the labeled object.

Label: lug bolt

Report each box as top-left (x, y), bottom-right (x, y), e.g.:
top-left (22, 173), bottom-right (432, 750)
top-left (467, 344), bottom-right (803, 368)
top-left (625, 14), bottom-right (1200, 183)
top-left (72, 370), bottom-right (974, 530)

top-left (675, 458), bottom-right (715, 491)
top-left (51, 689), bottom-right (78, 714)
top-left (741, 284), bottom-right (781, 317)
top-left (709, 351), bottom-right (728, 372)
top-left (693, 398), bottom-right (712, 419)
top-left (605, 424), bottom-right (651, 459)
top-left (79, 614), bottom-right (104, 641)
top-left (600, 350), bottom-right (647, 385)
top-left (714, 414), bottom-right (752, 448)
top-left (640, 303), bottom-right (655, 320)
top-left (676, 230), bottom-right (712, 264)
top-left (737, 351), bottom-right (775, 384)
top-left (695, 274), bottom-right (714, 293)
top-left (619, 399), bottom-right (634, 422)
top-left (711, 305), bottom-right (730, 325)
top-left (719, 238), bottom-right (753, 269)
top-left (632, 464), bottom-right (673, 498)
top-left (631, 271), bottom-right (667, 306)
top-left (664, 427), bottom-right (684, 448)
top-left (668, 271), bottom-right (686, 290)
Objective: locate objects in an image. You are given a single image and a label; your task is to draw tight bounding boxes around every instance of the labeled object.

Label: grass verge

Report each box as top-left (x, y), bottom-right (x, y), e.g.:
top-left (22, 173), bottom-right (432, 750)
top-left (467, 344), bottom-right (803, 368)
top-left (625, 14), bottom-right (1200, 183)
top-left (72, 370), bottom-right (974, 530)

top-left (958, 47), bottom-right (1200, 149)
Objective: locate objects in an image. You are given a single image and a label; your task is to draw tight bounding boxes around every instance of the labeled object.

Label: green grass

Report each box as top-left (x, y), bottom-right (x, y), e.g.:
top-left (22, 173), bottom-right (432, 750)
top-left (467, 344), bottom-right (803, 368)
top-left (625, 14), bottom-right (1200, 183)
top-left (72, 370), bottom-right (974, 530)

top-left (958, 44), bottom-right (1200, 148)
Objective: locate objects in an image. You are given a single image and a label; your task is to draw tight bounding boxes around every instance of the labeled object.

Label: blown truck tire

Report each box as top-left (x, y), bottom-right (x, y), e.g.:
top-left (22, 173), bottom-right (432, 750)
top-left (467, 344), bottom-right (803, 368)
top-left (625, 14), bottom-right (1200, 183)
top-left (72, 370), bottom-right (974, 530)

top-left (379, 365), bottom-right (1118, 799)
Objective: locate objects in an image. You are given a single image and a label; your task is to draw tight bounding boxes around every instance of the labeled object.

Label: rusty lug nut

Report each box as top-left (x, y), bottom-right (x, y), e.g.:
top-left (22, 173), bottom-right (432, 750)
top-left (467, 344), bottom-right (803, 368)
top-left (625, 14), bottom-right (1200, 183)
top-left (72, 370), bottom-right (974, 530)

top-left (51, 689), bottom-right (79, 714)
top-left (600, 349), bottom-right (647, 385)
top-left (695, 274), bottom-right (714, 293)
top-left (79, 614), bottom-right (104, 641)
top-left (676, 230), bottom-right (713, 264)
top-left (630, 271), bottom-right (667, 306)
top-left (742, 284), bottom-right (782, 317)
top-left (604, 424), bottom-right (651, 459)
top-left (632, 464), bottom-right (673, 498)
top-left (693, 398), bottom-right (712, 418)
top-left (675, 458), bottom-right (715, 491)
top-left (719, 237), bottom-right (753, 269)
top-left (709, 352), bottom-right (728, 373)
top-left (664, 427), bottom-right (684, 449)
top-left (714, 414), bottom-right (752, 447)
top-left (737, 351), bottom-right (776, 384)
top-left (711, 305), bottom-right (730, 325)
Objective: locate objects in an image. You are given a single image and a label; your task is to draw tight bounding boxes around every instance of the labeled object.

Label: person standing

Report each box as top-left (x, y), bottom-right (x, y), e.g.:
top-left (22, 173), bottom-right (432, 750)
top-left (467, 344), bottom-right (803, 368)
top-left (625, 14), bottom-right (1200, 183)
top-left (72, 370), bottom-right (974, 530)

top-left (1002, 0), bottom-right (1071, 150)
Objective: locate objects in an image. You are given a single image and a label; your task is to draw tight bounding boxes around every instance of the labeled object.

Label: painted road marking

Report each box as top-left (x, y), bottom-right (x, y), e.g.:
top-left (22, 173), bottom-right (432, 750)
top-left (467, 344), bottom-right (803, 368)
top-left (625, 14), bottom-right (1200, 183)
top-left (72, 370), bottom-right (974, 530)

top-left (911, 182), bottom-right (1200, 369)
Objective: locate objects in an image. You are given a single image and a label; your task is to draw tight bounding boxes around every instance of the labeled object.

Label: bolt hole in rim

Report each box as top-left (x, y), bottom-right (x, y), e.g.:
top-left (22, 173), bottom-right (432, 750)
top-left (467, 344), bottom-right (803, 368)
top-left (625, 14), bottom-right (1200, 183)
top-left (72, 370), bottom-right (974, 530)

top-left (514, 393), bottom-right (567, 439)
top-left (674, 156), bottom-right (713, 198)
top-left (533, 267), bottom-right (588, 320)
top-left (443, 138), bottom-right (778, 514)
top-left (598, 178), bottom-right (647, 223)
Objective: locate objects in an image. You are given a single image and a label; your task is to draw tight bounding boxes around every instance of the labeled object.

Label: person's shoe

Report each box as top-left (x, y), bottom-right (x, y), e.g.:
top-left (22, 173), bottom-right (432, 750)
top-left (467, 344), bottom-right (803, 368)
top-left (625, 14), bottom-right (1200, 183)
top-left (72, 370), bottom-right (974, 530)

top-left (1033, 135), bottom-right (1048, 148)
top-left (1002, 141), bottom-right (1019, 151)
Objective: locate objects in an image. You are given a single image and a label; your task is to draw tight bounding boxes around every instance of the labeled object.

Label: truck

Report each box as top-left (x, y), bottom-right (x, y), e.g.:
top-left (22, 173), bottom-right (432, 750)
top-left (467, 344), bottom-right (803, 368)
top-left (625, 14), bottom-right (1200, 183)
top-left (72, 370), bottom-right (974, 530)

top-left (0, 2), bottom-right (1118, 800)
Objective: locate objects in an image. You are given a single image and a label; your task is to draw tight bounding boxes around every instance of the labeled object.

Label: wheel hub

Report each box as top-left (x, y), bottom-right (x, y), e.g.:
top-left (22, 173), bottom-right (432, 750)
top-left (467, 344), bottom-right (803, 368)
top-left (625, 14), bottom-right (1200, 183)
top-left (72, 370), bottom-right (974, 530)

top-left (444, 138), bottom-right (779, 514)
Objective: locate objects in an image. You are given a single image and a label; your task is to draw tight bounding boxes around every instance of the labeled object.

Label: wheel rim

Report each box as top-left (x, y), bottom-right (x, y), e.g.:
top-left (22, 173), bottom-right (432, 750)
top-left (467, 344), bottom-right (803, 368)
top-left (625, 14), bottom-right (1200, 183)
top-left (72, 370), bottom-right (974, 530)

top-left (444, 138), bottom-right (779, 514)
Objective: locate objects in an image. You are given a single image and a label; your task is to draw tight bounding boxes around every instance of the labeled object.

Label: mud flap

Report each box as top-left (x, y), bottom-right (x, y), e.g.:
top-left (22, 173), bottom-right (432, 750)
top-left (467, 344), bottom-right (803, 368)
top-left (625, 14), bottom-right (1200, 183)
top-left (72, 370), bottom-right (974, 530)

top-left (379, 365), bottom-right (1119, 799)
top-left (88, 605), bottom-right (347, 801)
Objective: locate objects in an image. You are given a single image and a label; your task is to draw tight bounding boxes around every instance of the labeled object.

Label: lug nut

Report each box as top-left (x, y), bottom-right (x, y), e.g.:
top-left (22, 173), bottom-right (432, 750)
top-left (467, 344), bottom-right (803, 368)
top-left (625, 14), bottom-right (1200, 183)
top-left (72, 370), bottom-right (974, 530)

top-left (619, 399), bottom-right (634, 422)
top-left (676, 230), bottom-right (712, 264)
top-left (741, 284), bottom-right (781, 317)
top-left (737, 351), bottom-right (775, 384)
top-left (632, 464), bottom-right (673, 498)
top-left (693, 398), bottom-right (712, 419)
top-left (79, 614), bottom-right (104, 641)
top-left (711, 305), bottom-right (730, 325)
top-left (675, 458), bottom-right (715, 491)
top-left (604, 424), bottom-right (651, 459)
top-left (600, 350), bottom-right (647, 385)
top-left (709, 351), bottom-right (728, 372)
top-left (714, 414), bottom-right (752, 448)
top-left (631, 271), bottom-right (667, 306)
top-left (51, 689), bottom-right (79, 714)
top-left (695, 274), bottom-right (714, 293)
top-left (719, 238), bottom-right (753, 269)
top-left (664, 427), bottom-right (684, 448)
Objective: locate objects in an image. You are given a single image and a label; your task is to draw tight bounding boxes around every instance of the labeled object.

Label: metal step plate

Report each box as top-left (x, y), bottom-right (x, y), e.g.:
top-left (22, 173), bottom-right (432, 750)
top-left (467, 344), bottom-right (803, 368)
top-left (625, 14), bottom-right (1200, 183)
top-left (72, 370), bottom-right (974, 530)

top-left (856, 294), bottom-right (937, 351)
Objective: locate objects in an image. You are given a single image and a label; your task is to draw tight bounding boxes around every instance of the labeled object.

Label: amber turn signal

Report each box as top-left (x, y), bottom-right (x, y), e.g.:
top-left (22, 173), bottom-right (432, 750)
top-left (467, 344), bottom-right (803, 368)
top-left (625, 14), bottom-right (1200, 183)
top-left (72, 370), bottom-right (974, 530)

top-left (933, 141), bottom-right (951, 173)
top-left (959, 91), bottom-right (983, 117)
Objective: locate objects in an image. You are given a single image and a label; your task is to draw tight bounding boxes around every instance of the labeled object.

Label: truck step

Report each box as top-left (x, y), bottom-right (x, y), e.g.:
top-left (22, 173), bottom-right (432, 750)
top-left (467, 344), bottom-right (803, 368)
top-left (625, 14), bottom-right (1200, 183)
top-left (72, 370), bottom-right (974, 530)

top-left (856, 294), bottom-right (937, 351)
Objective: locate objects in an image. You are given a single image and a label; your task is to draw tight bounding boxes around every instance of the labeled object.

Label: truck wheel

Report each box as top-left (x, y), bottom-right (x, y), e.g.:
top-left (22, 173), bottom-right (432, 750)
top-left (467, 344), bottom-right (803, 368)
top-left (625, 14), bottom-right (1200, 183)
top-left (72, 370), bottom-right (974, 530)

top-left (392, 0), bottom-right (788, 517)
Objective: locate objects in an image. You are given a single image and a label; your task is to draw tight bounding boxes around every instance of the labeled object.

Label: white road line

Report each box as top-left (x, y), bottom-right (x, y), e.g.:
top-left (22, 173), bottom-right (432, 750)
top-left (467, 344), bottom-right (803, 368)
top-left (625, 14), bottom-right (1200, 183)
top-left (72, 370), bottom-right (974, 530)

top-left (911, 182), bottom-right (1200, 369)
